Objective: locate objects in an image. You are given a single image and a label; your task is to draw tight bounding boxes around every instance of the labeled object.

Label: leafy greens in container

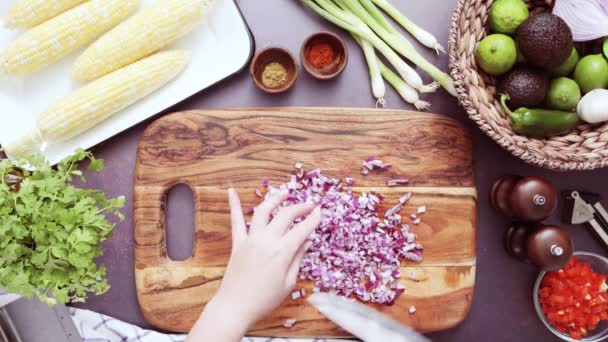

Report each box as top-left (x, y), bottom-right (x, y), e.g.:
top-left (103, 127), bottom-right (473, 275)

top-left (0, 149), bottom-right (124, 305)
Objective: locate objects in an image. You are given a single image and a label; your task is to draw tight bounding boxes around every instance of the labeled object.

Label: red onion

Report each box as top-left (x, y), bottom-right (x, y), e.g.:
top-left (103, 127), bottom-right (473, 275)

top-left (258, 164), bottom-right (424, 305)
top-left (387, 178), bottom-right (409, 187)
top-left (553, 0), bottom-right (608, 41)
top-left (361, 156), bottom-right (391, 175)
top-left (283, 319), bottom-right (296, 328)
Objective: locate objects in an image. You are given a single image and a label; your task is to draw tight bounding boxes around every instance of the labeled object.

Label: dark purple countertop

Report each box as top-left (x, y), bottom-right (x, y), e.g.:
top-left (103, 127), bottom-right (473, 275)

top-left (74, 1), bottom-right (608, 340)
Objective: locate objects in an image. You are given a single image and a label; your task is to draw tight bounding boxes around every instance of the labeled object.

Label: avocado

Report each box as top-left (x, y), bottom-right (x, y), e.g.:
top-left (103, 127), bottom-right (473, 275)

top-left (516, 13), bottom-right (573, 69)
top-left (497, 66), bottom-right (549, 108)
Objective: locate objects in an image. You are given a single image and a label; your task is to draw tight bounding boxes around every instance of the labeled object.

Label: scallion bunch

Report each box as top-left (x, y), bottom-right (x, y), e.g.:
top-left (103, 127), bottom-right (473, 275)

top-left (301, 0), bottom-right (456, 109)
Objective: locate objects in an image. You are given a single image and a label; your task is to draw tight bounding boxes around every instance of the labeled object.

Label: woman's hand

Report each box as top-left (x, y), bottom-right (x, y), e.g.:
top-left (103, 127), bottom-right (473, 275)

top-left (187, 188), bottom-right (321, 342)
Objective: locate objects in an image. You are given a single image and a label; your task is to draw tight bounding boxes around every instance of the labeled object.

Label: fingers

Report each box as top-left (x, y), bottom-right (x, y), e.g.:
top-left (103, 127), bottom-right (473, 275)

top-left (228, 188), bottom-right (247, 245)
top-left (250, 189), bottom-right (289, 229)
top-left (285, 241), bottom-right (312, 290)
top-left (283, 206), bottom-right (321, 256)
top-left (267, 201), bottom-right (316, 237)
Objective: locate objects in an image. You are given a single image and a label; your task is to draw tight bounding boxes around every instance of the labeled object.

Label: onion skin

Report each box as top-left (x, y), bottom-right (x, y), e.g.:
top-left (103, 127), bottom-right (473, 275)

top-left (577, 89), bottom-right (608, 124)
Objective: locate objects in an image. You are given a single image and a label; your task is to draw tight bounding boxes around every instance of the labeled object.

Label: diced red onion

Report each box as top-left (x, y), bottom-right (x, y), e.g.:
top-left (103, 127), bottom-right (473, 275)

top-left (399, 193), bottom-right (412, 204)
top-left (408, 305), bottom-right (416, 314)
top-left (361, 157), bottom-right (391, 174)
top-left (291, 290), bottom-right (301, 300)
top-left (305, 168), bottom-right (321, 179)
top-left (417, 205), bottom-right (427, 214)
top-left (387, 178), bottom-right (409, 187)
top-left (257, 164), bottom-right (424, 305)
top-left (255, 188), bottom-right (263, 197)
top-left (283, 319), bottom-right (297, 328)
top-left (413, 218), bottom-right (421, 225)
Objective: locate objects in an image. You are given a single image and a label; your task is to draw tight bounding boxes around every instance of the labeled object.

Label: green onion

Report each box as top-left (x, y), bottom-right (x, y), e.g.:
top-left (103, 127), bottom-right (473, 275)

top-left (306, 0), bottom-right (436, 93)
top-left (353, 34), bottom-right (428, 110)
top-left (352, 0), bottom-right (396, 35)
top-left (379, 59), bottom-right (430, 110)
top-left (337, 0), bottom-right (450, 94)
top-left (353, 34), bottom-right (386, 107)
top-left (371, 0), bottom-right (446, 54)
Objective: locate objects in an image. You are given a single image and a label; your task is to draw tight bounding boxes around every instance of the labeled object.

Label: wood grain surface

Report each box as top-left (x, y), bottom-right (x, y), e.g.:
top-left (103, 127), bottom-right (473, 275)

top-left (134, 108), bottom-right (477, 337)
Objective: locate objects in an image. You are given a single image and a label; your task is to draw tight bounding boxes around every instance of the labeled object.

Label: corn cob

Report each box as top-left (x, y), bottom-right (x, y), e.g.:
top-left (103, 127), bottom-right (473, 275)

top-left (4, 50), bottom-right (190, 158)
top-left (73, 0), bottom-right (212, 82)
top-left (5, 0), bottom-right (89, 29)
top-left (0, 0), bottom-right (140, 76)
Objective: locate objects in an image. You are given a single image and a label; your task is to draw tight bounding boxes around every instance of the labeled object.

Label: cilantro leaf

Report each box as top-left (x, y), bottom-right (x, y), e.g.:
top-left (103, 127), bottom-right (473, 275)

top-left (0, 151), bottom-right (124, 306)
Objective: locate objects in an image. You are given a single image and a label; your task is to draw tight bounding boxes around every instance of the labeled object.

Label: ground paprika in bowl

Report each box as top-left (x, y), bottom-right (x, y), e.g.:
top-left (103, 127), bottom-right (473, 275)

top-left (301, 31), bottom-right (348, 80)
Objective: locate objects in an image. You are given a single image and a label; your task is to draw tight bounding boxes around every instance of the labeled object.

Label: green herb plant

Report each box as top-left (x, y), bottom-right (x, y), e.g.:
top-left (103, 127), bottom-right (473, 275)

top-left (0, 149), bottom-right (124, 305)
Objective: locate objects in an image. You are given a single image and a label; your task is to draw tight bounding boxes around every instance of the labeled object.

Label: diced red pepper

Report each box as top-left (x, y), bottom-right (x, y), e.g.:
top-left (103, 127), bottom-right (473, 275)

top-left (539, 257), bottom-right (608, 340)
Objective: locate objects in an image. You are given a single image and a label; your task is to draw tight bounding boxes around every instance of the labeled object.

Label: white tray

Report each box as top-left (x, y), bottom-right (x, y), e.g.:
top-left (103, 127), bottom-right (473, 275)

top-left (0, 0), bottom-right (253, 164)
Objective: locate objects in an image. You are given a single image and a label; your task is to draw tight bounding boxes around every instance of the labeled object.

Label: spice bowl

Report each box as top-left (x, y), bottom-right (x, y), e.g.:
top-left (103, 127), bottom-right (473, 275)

top-left (301, 31), bottom-right (348, 80)
top-left (534, 252), bottom-right (608, 341)
top-left (250, 46), bottom-right (298, 94)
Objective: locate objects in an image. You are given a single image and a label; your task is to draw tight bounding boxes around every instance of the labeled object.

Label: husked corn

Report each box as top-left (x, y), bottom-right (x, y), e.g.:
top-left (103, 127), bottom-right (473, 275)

top-left (5, 0), bottom-right (89, 29)
top-left (0, 0), bottom-right (140, 76)
top-left (4, 50), bottom-right (190, 158)
top-left (73, 0), bottom-right (212, 82)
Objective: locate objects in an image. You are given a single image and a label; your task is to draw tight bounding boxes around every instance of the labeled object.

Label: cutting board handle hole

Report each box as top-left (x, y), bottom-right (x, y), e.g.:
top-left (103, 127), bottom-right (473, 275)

top-left (165, 183), bottom-right (195, 261)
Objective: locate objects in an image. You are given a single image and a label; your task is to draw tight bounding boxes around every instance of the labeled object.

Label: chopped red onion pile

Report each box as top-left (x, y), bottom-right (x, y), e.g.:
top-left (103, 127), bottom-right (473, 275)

top-left (258, 161), bottom-right (424, 305)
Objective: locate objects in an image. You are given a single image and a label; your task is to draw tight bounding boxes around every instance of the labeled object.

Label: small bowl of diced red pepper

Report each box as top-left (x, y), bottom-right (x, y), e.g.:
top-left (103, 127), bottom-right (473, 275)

top-left (534, 252), bottom-right (608, 341)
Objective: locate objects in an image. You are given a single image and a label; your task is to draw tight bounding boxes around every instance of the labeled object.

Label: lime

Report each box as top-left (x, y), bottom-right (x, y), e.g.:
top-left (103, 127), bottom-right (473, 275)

top-left (489, 0), bottom-right (529, 34)
top-left (549, 48), bottom-right (579, 77)
top-left (604, 38), bottom-right (608, 59)
top-left (547, 77), bottom-right (581, 110)
top-left (476, 34), bottom-right (517, 76)
top-left (574, 54), bottom-right (608, 93)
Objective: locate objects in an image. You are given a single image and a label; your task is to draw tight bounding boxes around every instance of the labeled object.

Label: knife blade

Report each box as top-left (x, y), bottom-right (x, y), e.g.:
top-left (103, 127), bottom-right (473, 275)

top-left (308, 293), bottom-right (430, 342)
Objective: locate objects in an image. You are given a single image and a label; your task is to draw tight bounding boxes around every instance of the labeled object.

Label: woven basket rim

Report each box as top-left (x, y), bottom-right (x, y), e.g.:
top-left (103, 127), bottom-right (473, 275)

top-left (448, 0), bottom-right (608, 171)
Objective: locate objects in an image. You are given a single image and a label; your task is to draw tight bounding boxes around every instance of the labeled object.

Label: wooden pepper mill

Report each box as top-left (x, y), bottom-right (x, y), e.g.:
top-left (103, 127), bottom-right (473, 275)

top-left (504, 224), bottom-right (573, 271)
top-left (491, 176), bottom-right (558, 222)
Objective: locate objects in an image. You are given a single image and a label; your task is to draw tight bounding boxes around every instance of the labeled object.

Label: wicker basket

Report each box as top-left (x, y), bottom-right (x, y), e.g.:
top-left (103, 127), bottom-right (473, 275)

top-left (448, 0), bottom-right (608, 171)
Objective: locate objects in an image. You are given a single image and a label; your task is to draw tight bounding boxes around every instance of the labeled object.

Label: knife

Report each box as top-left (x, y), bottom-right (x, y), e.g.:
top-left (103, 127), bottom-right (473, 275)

top-left (308, 293), bottom-right (430, 342)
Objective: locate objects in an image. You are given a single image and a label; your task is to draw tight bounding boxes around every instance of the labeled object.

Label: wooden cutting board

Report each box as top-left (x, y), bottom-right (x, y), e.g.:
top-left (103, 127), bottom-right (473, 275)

top-left (134, 108), bottom-right (477, 337)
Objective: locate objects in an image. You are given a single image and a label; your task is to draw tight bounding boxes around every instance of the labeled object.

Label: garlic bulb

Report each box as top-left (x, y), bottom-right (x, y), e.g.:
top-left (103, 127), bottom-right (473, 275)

top-left (577, 89), bottom-right (608, 124)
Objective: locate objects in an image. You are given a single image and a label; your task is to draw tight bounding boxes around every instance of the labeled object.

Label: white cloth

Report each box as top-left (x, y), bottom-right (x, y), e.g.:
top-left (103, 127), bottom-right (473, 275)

top-left (0, 291), bottom-right (20, 308)
top-left (69, 307), bottom-right (355, 342)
